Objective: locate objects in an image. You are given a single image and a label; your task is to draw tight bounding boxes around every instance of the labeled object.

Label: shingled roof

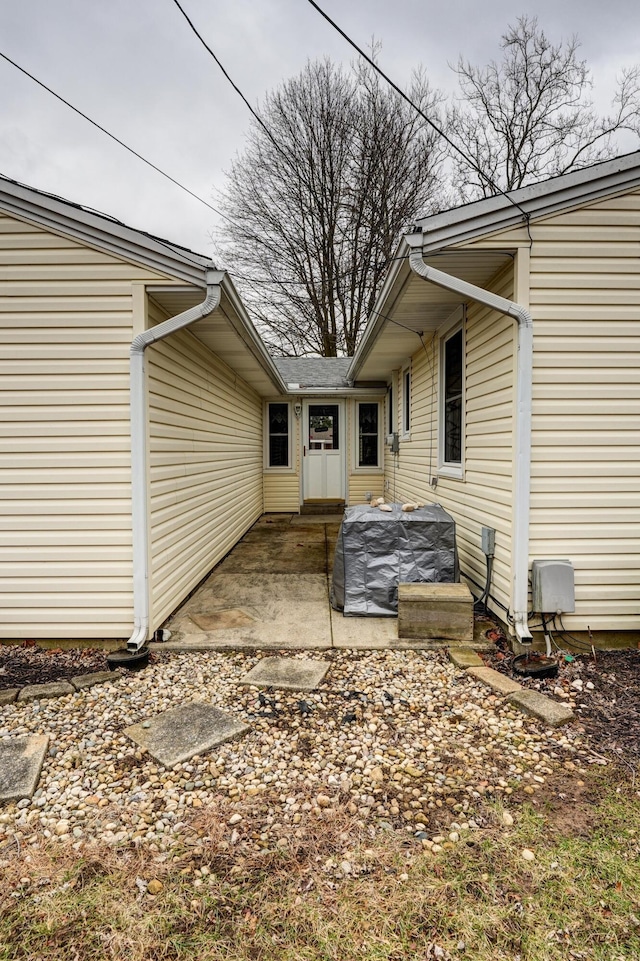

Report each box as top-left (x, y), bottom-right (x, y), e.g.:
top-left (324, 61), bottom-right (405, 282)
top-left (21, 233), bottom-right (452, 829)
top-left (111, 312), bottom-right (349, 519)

top-left (273, 357), bottom-right (353, 388)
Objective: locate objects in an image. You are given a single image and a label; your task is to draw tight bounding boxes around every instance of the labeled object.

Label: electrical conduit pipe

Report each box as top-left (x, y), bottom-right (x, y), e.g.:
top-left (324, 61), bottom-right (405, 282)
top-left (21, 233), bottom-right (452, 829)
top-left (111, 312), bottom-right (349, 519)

top-left (404, 235), bottom-right (533, 644)
top-left (127, 268), bottom-right (224, 651)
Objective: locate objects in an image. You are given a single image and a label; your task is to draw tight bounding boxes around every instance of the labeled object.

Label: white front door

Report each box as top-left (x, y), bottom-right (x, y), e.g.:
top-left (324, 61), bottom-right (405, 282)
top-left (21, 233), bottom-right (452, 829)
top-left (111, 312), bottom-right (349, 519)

top-left (302, 401), bottom-right (345, 500)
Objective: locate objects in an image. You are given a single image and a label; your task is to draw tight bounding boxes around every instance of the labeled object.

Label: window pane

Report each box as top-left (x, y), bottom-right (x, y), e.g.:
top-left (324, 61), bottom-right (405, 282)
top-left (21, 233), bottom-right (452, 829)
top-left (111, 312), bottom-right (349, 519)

top-left (444, 330), bottom-right (463, 464)
top-left (308, 405), bottom-right (339, 451)
top-left (388, 386), bottom-right (393, 434)
top-left (268, 403), bottom-right (289, 467)
top-left (403, 370), bottom-right (411, 433)
top-left (358, 403), bottom-right (378, 467)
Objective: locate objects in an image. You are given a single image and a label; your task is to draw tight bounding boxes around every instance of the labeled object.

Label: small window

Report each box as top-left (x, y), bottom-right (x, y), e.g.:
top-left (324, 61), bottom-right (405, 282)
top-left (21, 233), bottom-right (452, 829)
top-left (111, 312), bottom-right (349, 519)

top-left (441, 325), bottom-right (464, 469)
top-left (358, 402), bottom-right (379, 468)
top-left (387, 384), bottom-right (394, 436)
top-left (402, 365), bottom-right (411, 436)
top-left (308, 404), bottom-right (339, 450)
top-left (267, 402), bottom-right (289, 467)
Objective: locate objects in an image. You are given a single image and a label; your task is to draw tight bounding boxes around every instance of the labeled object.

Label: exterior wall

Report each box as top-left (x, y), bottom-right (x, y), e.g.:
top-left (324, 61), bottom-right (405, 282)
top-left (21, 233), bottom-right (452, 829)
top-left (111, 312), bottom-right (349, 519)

top-left (526, 189), bottom-right (640, 630)
top-left (147, 305), bottom-right (264, 628)
top-left (263, 396), bottom-right (300, 512)
top-left (383, 266), bottom-right (516, 620)
top-left (0, 212), bottom-right (168, 639)
top-left (347, 396), bottom-right (385, 506)
top-left (263, 396), bottom-right (385, 510)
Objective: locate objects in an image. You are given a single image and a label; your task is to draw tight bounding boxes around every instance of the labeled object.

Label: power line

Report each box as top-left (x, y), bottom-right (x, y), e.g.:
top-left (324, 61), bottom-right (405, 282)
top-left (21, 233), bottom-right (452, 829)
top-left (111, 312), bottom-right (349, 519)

top-left (0, 49), bottom-right (239, 230)
top-left (304, 0), bottom-right (532, 225)
top-left (170, 0), bottom-right (291, 167)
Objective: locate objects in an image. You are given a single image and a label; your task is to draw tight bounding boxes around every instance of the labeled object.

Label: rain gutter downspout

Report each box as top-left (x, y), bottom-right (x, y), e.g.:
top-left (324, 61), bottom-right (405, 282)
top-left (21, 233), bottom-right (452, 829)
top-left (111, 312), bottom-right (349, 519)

top-left (127, 267), bottom-right (223, 651)
top-left (405, 234), bottom-right (533, 644)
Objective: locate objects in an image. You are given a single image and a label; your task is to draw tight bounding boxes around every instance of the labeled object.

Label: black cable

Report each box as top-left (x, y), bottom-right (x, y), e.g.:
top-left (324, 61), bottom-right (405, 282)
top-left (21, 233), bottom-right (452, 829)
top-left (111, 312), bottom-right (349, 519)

top-left (554, 614), bottom-right (597, 651)
top-left (170, 0), bottom-right (292, 168)
top-left (0, 50), bottom-right (240, 228)
top-left (305, 0), bottom-right (532, 226)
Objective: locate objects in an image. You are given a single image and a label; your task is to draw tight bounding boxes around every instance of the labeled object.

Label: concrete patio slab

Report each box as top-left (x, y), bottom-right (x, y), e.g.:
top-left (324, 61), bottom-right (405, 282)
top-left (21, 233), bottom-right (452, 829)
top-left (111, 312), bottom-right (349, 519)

top-left (158, 573), bottom-right (332, 650)
top-left (506, 689), bottom-right (574, 727)
top-left (331, 608), bottom-right (399, 649)
top-left (0, 735), bottom-right (49, 803)
top-left (290, 514), bottom-right (343, 525)
top-left (239, 656), bottom-right (330, 691)
top-left (125, 701), bottom-right (249, 768)
top-left (215, 535), bottom-right (328, 575)
top-left (189, 609), bottom-right (256, 632)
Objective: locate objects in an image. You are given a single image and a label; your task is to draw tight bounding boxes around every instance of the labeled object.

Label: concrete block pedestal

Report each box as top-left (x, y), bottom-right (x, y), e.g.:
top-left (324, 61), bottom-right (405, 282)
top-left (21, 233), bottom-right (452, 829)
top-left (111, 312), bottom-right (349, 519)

top-left (398, 582), bottom-right (473, 642)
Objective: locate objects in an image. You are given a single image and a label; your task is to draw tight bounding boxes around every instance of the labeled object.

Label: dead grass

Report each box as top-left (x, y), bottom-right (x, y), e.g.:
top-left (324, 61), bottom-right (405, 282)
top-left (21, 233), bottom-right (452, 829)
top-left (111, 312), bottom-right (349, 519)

top-left (1, 769), bottom-right (639, 961)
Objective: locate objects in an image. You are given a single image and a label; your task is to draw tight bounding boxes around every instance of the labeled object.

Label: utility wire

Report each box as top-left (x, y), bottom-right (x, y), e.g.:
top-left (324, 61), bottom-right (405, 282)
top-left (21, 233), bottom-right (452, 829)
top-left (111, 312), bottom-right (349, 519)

top-left (171, 0), bottom-right (291, 167)
top-left (0, 49), bottom-right (239, 230)
top-left (304, 0), bottom-right (532, 225)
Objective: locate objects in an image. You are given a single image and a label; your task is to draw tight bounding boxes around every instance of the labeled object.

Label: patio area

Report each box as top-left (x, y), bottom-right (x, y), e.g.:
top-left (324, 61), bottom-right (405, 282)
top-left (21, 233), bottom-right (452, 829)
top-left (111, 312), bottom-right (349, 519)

top-left (155, 513), bottom-right (493, 653)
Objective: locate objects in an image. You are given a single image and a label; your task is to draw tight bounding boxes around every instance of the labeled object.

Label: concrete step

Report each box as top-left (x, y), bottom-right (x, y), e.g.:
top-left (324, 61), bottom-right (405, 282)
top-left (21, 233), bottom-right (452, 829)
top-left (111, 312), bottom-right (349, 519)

top-left (300, 499), bottom-right (345, 515)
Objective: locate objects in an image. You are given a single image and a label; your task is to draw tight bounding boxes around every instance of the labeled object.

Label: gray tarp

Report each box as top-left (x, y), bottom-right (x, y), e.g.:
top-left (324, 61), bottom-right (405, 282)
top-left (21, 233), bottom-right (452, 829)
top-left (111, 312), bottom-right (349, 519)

top-left (331, 503), bottom-right (458, 616)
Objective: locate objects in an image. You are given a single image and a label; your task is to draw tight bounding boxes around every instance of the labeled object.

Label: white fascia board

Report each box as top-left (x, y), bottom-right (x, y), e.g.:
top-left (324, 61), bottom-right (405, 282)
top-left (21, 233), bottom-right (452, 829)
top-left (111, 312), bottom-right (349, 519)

top-left (347, 236), bottom-right (409, 381)
top-left (416, 151), bottom-right (640, 252)
top-left (219, 273), bottom-right (289, 395)
top-left (0, 176), bottom-right (211, 286)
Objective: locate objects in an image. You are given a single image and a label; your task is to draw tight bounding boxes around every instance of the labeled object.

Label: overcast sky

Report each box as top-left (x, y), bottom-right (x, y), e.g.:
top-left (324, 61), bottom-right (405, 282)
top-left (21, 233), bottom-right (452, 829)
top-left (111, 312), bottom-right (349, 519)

top-left (1, 0), bottom-right (639, 254)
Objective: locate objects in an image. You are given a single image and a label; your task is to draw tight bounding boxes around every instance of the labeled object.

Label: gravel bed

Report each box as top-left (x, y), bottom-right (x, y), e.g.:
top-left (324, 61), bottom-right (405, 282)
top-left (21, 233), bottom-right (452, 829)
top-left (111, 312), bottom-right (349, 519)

top-left (0, 650), bottom-right (588, 858)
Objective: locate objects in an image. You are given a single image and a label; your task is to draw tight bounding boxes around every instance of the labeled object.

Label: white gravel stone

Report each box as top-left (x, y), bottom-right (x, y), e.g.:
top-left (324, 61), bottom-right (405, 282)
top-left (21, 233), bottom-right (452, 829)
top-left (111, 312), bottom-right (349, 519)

top-left (0, 649), bottom-right (583, 853)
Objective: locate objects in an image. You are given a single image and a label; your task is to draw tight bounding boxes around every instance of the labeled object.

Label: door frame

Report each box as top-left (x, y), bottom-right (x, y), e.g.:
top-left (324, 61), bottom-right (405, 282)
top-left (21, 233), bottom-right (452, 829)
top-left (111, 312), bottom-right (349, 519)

top-left (299, 398), bottom-right (347, 503)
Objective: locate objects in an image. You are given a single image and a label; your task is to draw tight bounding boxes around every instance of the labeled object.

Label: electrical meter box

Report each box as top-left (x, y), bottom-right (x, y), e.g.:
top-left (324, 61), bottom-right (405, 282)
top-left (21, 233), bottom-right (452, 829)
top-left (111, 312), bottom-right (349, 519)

top-left (531, 559), bottom-right (575, 614)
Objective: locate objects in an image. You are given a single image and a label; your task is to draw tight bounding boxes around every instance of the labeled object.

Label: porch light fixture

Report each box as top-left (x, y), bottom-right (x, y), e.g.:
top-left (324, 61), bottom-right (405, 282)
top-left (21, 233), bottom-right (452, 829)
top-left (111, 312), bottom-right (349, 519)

top-left (294, 402), bottom-right (302, 418)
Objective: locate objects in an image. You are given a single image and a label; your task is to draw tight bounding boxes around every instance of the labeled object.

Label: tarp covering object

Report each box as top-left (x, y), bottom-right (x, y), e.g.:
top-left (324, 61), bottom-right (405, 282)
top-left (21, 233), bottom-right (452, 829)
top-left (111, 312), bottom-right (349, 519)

top-left (331, 503), bottom-right (458, 616)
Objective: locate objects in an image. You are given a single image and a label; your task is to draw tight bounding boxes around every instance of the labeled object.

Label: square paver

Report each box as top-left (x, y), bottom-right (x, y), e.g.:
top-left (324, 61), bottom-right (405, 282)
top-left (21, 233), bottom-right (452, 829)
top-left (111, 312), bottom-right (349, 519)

top-left (0, 735), bottom-right (49, 803)
top-left (239, 656), bottom-right (329, 691)
top-left (125, 702), bottom-right (249, 768)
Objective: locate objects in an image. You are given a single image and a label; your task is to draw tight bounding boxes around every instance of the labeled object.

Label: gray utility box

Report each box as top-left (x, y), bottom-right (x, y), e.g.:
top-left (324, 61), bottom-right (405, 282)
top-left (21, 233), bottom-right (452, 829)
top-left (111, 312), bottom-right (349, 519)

top-left (531, 559), bottom-right (575, 614)
top-left (331, 503), bottom-right (458, 616)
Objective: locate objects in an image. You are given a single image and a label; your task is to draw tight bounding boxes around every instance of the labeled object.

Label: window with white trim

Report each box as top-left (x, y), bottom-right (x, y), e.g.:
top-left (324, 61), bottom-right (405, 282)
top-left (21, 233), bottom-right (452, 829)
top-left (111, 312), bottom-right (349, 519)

top-left (266, 402), bottom-right (290, 468)
top-left (402, 364), bottom-right (411, 437)
top-left (356, 401), bottom-right (381, 468)
top-left (439, 316), bottom-right (464, 476)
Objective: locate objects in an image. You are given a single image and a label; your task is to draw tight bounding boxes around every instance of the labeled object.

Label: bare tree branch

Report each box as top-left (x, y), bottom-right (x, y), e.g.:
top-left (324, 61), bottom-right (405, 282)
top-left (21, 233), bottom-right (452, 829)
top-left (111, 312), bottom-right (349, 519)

top-left (215, 57), bottom-right (444, 356)
top-left (448, 16), bottom-right (640, 200)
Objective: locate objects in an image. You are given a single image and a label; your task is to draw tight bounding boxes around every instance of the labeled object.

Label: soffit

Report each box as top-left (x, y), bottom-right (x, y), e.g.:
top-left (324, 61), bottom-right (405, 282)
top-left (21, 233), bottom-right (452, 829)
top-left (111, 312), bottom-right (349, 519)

top-left (357, 249), bottom-right (514, 381)
top-left (148, 286), bottom-right (283, 396)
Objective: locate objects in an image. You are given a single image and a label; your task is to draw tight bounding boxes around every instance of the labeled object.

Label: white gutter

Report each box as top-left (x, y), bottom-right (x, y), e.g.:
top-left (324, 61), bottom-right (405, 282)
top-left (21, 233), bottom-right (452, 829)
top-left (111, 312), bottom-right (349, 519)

top-left (405, 235), bottom-right (533, 644)
top-left (127, 267), bottom-right (223, 651)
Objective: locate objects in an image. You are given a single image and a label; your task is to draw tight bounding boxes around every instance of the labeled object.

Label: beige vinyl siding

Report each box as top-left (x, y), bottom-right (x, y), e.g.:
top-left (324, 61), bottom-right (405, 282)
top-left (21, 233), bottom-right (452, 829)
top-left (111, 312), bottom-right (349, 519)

top-left (383, 266), bottom-right (516, 617)
top-left (0, 212), bottom-right (172, 639)
top-left (147, 310), bottom-right (263, 628)
top-left (526, 189), bottom-right (640, 630)
top-left (349, 397), bottom-right (385, 505)
top-left (263, 397), bottom-right (300, 512)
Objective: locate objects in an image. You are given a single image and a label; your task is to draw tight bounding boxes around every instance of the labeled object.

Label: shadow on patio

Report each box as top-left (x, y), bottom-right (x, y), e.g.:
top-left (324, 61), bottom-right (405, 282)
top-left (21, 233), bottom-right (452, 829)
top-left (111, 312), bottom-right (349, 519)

top-left (155, 513), bottom-right (492, 652)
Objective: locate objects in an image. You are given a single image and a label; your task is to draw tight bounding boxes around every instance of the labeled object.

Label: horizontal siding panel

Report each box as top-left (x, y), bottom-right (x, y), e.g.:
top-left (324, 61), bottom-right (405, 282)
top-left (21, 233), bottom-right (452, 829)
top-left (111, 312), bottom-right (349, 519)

top-left (0, 209), bottom-right (170, 638)
top-left (147, 320), bottom-right (264, 628)
top-left (263, 472), bottom-right (299, 512)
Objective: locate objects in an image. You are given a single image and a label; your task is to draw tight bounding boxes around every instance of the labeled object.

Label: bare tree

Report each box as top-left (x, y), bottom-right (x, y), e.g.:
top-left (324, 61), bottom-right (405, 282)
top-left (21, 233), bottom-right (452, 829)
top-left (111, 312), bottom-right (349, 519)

top-left (216, 57), bottom-right (443, 356)
top-left (448, 16), bottom-right (640, 200)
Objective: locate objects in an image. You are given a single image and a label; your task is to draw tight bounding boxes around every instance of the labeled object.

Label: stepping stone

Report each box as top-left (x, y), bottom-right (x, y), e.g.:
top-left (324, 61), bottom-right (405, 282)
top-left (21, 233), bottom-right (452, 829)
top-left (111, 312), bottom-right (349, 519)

top-left (239, 656), bottom-right (329, 692)
top-left (506, 690), bottom-right (574, 728)
top-left (0, 735), bottom-right (49, 803)
top-left (448, 648), bottom-right (484, 669)
top-left (71, 671), bottom-right (122, 691)
top-left (0, 689), bottom-right (19, 706)
top-left (125, 701), bottom-right (249, 768)
top-left (467, 666), bottom-right (522, 696)
top-left (17, 681), bottom-right (74, 702)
